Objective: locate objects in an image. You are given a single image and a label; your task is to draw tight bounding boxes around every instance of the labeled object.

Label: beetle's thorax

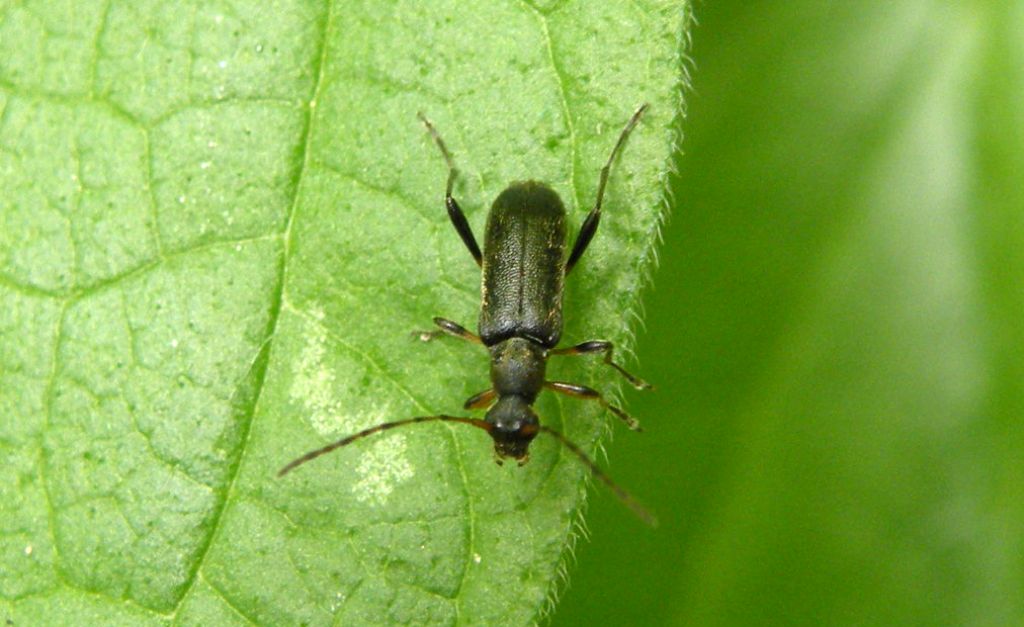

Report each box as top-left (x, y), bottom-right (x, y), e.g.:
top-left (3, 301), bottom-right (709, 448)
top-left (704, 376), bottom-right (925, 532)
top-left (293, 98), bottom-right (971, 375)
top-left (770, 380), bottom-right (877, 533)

top-left (488, 337), bottom-right (546, 402)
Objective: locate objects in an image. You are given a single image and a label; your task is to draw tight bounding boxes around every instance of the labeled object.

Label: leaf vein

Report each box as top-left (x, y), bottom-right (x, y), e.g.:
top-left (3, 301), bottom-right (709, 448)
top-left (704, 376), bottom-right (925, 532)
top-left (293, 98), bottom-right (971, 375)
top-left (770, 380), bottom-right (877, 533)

top-left (168, 0), bottom-right (337, 616)
top-left (521, 1), bottom-right (581, 212)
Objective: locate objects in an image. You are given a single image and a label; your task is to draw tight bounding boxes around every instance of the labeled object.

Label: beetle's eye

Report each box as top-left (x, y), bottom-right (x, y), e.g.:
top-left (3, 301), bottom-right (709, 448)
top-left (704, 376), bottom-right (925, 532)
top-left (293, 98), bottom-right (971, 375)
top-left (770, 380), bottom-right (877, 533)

top-left (519, 423), bottom-right (539, 438)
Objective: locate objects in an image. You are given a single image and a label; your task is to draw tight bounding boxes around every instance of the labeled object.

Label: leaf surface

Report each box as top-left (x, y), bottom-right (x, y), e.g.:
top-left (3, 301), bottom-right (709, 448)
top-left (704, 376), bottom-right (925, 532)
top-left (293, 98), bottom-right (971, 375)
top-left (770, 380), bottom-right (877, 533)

top-left (0, 1), bottom-right (689, 624)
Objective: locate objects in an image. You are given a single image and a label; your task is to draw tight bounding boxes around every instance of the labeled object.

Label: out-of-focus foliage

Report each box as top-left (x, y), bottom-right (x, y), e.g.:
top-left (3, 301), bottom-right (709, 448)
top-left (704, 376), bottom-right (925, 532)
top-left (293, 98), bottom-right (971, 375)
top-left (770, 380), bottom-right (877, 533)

top-left (558, 1), bottom-right (1024, 625)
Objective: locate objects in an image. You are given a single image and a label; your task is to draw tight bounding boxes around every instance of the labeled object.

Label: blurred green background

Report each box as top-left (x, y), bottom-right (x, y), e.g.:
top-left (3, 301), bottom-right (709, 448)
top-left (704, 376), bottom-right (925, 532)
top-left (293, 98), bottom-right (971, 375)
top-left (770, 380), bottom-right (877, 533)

top-left (557, 1), bottom-right (1023, 625)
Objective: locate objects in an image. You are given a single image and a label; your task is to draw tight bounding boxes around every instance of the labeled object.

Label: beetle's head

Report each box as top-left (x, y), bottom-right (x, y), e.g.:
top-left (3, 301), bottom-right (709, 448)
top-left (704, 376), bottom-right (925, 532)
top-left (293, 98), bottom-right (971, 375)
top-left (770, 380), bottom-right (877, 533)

top-left (484, 396), bottom-right (539, 464)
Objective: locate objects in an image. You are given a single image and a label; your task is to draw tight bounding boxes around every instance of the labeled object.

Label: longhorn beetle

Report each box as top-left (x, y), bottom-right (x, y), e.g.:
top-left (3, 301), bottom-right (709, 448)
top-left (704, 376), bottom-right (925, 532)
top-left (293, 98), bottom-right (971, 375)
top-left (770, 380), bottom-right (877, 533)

top-left (280, 105), bottom-right (654, 524)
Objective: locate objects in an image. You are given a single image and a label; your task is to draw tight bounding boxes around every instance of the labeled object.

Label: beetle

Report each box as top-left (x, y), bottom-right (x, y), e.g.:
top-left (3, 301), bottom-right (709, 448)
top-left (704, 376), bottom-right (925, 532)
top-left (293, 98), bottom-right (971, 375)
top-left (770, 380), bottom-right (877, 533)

top-left (280, 105), bottom-right (654, 523)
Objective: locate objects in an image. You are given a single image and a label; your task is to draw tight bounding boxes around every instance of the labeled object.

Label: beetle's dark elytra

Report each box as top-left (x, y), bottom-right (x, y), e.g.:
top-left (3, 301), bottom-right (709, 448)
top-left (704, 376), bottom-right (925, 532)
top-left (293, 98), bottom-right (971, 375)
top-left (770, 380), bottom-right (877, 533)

top-left (280, 105), bottom-right (656, 525)
top-left (480, 181), bottom-right (568, 348)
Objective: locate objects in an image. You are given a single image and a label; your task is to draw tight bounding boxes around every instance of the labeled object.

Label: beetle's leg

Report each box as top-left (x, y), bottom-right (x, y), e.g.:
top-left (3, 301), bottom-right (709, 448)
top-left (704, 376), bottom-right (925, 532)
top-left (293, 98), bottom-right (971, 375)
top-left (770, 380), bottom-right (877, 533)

top-left (551, 340), bottom-right (652, 390)
top-left (418, 113), bottom-right (483, 266)
top-left (414, 316), bottom-right (483, 344)
top-left (463, 388), bottom-right (496, 410)
top-left (566, 104), bottom-right (648, 274)
top-left (545, 381), bottom-right (642, 431)
top-left (445, 196), bottom-right (483, 266)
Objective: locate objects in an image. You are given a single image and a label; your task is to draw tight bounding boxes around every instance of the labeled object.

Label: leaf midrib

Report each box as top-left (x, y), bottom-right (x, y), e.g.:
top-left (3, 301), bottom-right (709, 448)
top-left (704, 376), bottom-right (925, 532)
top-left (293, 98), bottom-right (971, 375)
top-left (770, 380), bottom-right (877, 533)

top-left (167, 0), bottom-right (337, 617)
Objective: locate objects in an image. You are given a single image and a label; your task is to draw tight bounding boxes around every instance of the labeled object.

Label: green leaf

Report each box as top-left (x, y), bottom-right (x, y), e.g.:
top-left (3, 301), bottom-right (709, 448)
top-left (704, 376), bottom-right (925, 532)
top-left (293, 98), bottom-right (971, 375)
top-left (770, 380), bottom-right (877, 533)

top-left (557, 1), bottom-right (1024, 625)
top-left (0, 1), bottom-right (689, 624)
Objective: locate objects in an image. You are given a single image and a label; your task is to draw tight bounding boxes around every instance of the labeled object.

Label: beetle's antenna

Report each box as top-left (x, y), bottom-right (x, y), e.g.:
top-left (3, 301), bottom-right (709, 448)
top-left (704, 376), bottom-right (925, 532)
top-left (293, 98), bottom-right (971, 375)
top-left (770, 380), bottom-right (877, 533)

top-left (539, 425), bottom-right (658, 527)
top-left (278, 415), bottom-right (492, 477)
